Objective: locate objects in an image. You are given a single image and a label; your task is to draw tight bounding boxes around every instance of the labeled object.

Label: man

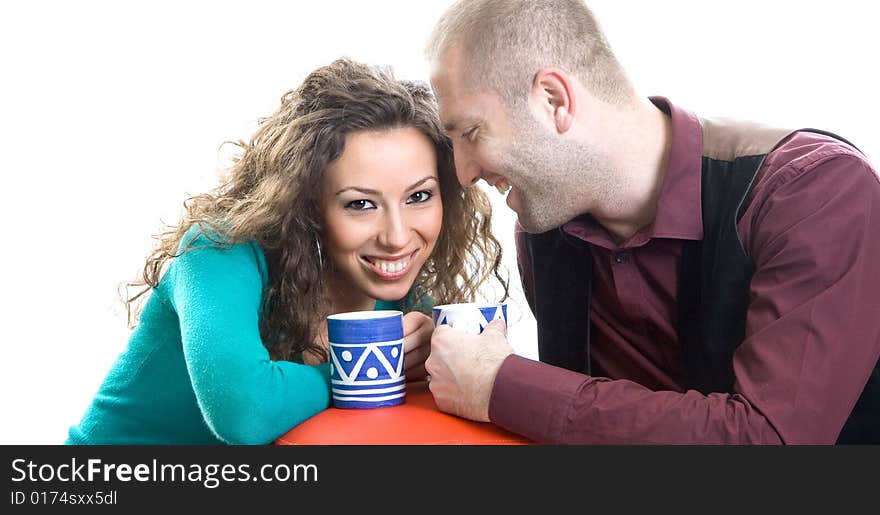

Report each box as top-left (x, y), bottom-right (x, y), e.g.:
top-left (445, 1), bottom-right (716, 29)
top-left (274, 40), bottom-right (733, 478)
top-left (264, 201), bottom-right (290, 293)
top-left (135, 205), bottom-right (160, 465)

top-left (423, 0), bottom-right (880, 444)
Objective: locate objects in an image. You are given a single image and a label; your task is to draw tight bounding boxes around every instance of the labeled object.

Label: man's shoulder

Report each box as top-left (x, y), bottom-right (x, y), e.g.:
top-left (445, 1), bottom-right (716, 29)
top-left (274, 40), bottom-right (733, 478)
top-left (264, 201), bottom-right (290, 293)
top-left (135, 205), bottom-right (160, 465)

top-left (753, 129), bottom-right (876, 199)
top-left (739, 129), bottom-right (880, 247)
top-left (699, 117), bottom-right (867, 168)
top-left (700, 116), bottom-right (793, 162)
top-left (764, 130), bottom-right (867, 176)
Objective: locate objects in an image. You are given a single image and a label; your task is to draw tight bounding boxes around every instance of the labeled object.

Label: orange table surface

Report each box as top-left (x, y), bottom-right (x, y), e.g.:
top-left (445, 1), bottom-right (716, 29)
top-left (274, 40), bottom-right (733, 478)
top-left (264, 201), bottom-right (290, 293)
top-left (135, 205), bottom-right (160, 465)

top-left (275, 380), bottom-right (532, 445)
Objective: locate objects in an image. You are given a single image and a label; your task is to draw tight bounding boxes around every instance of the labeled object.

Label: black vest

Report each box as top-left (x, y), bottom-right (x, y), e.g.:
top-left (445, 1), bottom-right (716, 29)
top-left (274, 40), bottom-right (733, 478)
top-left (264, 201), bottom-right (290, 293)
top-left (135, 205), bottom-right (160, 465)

top-left (520, 127), bottom-right (879, 444)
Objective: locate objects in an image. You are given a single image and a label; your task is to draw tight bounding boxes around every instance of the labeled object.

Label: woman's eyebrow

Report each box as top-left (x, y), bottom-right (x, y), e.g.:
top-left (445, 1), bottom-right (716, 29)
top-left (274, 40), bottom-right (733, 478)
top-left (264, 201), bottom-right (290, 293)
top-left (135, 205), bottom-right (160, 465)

top-left (405, 176), bottom-right (439, 191)
top-left (335, 175), bottom-right (438, 196)
top-left (335, 186), bottom-right (380, 196)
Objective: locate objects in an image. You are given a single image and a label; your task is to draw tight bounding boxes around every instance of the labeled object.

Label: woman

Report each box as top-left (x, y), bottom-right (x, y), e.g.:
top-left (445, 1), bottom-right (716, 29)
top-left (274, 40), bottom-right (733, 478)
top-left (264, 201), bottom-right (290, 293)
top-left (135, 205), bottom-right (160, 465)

top-left (66, 58), bottom-right (507, 445)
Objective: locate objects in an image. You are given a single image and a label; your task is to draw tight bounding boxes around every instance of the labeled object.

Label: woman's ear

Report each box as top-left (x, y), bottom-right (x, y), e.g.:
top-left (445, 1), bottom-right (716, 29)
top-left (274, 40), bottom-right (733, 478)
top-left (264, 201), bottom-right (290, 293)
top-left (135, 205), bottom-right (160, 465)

top-left (531, 67), bottom-right (575, 134)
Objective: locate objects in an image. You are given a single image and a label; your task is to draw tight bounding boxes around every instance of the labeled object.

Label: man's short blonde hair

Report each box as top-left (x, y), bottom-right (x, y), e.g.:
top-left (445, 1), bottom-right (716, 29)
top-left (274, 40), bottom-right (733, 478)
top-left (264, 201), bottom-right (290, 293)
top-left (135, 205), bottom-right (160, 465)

top-left (426, 0), bottom-right (632, 105)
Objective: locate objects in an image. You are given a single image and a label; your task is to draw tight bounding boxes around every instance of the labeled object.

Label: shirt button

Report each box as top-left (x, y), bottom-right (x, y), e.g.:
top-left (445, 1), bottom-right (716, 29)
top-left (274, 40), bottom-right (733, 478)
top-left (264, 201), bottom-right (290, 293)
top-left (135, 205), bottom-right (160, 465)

top-left (613, 252), bottom-right (628, 264)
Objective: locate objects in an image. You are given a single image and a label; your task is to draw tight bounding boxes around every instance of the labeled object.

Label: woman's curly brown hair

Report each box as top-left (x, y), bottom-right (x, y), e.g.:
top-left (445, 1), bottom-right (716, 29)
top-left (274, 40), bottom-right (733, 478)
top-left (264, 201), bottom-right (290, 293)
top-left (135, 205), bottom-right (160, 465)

top-left (124, 57), bottom-right (508, 362)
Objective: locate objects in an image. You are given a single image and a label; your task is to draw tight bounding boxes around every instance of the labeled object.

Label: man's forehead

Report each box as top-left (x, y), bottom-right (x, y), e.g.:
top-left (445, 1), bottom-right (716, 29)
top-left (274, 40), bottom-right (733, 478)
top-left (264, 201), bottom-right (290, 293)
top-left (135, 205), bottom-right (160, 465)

top-left (429, 47), bottom-right (501, 132)
top-left (429, 63), bottom-right (458, 103)
top-left (429, 71), bottom-right (465, 131)
top-left (436, 92), bottom-right (481, 134)
top-left (429, 46), bottom-right (473, 98)
top-left (430, 45), bottom-right (465, 78)
top-left (432, 86), bottom-right (474, 130)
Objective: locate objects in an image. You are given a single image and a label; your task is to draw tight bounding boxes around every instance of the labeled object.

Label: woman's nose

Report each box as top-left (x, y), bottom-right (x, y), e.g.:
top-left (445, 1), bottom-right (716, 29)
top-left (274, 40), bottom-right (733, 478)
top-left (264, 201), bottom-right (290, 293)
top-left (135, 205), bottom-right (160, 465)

top-left (377, 208), bottom-right (409, 249)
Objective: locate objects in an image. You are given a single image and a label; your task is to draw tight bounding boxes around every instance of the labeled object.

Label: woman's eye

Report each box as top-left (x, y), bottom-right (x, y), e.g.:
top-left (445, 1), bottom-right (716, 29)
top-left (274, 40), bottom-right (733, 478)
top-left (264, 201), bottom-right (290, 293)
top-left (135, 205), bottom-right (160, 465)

top-left (344, 199), bottom-right (376, 211)
top-left (407, 190), bottom-right (433, 204)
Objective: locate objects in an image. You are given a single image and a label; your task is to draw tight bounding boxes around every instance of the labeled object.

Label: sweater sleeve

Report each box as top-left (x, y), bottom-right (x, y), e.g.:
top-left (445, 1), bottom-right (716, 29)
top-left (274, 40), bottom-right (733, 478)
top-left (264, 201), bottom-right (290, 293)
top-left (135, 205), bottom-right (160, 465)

top-left (166, 237), bottom-right (331, 445)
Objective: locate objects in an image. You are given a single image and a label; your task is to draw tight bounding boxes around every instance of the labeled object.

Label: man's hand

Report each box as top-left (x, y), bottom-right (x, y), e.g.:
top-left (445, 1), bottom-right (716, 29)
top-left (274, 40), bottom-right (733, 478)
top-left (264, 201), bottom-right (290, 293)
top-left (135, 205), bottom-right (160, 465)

top-left (402, 311), bottom-right (433, 381)
top-left (425, 319), bottom-right (514, 422)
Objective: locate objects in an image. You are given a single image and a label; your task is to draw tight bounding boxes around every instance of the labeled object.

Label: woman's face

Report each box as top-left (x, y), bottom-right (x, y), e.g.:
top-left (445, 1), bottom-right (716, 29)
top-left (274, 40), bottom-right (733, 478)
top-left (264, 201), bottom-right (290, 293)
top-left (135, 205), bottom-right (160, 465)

top-left (321, 127), bottom-right (443, 309)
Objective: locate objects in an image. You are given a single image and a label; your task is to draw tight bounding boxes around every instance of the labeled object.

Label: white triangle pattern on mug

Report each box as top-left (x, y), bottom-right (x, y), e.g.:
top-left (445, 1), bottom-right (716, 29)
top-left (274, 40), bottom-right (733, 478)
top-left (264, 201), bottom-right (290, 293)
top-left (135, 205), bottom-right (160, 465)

top-left (330, 339), bottom-right (403, 384)
top-left (438, 306), bottom-right (503, 333)
top-left (377, 344), bottom-right (404, 376)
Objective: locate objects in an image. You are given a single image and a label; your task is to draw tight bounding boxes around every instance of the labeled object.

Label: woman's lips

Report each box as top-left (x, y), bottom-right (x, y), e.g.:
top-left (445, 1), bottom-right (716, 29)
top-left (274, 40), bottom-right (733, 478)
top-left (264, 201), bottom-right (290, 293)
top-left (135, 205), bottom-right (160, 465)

top-left (361, 250), bottom-right (418, 280)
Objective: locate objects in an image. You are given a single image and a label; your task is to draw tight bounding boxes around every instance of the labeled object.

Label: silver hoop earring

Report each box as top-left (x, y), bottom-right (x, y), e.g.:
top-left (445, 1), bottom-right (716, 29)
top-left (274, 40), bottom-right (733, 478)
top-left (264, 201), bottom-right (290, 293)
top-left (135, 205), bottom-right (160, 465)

top-left (315, 235), bottom-right (324, 271)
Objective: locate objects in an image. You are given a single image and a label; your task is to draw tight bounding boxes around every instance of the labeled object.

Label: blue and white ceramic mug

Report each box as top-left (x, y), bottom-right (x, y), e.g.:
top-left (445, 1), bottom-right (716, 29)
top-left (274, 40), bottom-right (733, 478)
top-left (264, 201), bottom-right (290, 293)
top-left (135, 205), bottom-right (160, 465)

top-left (327, 310), bottom-right (406, 409)
top-left (431, 302), bottom-right (508, 335)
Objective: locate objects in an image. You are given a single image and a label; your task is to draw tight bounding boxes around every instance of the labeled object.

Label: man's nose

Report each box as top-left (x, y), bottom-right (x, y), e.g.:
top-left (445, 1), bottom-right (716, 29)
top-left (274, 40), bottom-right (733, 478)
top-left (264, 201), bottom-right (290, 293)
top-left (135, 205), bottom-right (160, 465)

top-left (453, 144), bottom-right (481, 187)
top-left (377, 207), bottom-right (410, 249)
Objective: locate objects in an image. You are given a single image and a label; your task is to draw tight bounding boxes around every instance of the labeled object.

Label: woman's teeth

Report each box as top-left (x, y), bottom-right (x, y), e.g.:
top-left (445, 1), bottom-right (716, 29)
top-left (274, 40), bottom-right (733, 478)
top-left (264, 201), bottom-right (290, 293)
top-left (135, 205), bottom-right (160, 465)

top-left (372, 258), bottom-right (408, 273)
top-left (495, 180), bottom-right (511, 195)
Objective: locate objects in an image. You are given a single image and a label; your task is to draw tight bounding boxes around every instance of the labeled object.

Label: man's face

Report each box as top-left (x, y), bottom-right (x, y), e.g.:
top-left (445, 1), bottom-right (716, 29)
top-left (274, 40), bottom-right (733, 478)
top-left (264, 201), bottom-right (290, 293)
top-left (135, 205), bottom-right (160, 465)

top-left (430, 48), bottom-right (606, 232)
top-left (430, 49), bottom-right (516, 193)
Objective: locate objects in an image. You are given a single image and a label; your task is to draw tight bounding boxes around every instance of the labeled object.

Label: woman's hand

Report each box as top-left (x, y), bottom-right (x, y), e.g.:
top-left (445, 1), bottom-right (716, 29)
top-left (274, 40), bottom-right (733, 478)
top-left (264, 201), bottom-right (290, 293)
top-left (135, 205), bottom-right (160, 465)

top-left (402, 311), bottom-right (433, 381)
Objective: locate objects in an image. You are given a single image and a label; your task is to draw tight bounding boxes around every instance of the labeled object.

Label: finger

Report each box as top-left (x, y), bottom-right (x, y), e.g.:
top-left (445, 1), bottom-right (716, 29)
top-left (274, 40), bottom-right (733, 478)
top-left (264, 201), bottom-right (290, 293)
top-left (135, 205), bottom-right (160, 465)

top-left (405, 363), bottom-right (427, 382)
top-left (403, 324), bottom-right (432, 353)
top-left (404, 344), bottom-right (431, 371)
top-left (424, 354), bottom-right (436, 377)
top-left (402, 311), bottom-right (430, 336)
top-left (483, 318), bottom-right (508, 337)
top-left (431, 324), bottom-right (455, 341)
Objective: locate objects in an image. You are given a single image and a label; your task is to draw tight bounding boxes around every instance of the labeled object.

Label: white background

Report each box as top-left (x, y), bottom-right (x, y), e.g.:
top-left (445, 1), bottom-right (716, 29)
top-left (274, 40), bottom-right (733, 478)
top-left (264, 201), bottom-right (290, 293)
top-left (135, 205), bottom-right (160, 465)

top-left (1, 1), bottom-right (876, 443)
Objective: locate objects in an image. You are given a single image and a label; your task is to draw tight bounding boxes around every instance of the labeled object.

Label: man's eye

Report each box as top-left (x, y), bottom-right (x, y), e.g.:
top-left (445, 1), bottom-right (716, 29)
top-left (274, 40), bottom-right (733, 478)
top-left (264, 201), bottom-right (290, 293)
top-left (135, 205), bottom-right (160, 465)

top-left (407, 190), bottom-right (434, 204)
top-left (345, 199), bottom-right (376, 211)
top-left (463, 127), bottom-right (478, 141)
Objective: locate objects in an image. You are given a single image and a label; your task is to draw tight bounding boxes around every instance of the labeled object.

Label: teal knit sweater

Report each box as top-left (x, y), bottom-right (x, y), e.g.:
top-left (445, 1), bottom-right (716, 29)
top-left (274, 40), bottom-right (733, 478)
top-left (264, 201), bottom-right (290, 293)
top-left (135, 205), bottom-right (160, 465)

top-left (66, 231), bottom-right (403, 445)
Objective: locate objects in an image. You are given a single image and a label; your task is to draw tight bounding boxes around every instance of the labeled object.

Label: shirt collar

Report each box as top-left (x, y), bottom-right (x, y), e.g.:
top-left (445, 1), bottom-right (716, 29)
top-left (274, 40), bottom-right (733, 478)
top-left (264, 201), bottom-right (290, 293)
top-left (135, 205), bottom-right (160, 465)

top-left (645, 96), bottom-right (703, 241)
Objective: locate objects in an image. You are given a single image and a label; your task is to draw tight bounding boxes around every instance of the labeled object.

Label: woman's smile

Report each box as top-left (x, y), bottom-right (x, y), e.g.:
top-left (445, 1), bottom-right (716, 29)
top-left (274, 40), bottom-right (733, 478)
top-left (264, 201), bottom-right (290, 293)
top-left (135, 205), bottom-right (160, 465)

top-left (360, 249), bottom-right (420, 280)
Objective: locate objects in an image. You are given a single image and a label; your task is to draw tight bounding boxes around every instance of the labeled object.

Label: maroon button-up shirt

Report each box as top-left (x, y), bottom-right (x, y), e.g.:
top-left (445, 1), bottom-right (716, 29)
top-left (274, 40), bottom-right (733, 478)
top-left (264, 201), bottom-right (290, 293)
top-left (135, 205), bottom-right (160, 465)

top-left (493, 97), bottom-right (880, 444)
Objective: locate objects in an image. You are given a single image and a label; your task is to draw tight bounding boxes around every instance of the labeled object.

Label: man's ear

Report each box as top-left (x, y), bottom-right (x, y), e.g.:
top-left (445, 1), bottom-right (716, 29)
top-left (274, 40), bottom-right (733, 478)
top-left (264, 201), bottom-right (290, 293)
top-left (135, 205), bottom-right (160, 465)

top-left (531, 67), bottom-right (575, 134)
